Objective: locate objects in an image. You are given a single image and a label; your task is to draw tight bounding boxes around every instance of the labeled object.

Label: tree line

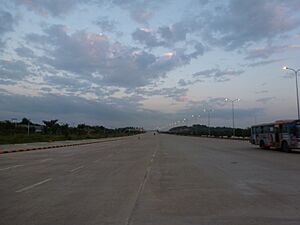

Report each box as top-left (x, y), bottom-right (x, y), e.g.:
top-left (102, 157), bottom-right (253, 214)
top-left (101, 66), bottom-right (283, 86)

top-left (0, 118), bottom-right (143, 138)
top-left (166, 124), bottom-right (250, 138)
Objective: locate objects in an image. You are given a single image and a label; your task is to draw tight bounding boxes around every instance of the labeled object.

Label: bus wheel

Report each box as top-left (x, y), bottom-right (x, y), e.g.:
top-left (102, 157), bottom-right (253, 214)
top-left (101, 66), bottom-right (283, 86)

top-left (281, 141), bottom-right (290, 153)
top-left (259, 140), bottom-right (265, 149)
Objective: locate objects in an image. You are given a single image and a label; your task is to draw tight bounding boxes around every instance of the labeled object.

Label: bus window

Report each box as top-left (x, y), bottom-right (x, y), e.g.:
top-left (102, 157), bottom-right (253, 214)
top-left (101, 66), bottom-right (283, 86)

top-left (282, 124), bottom-right (289, 133)
top-left (263, 126), bottom-right (272, 133)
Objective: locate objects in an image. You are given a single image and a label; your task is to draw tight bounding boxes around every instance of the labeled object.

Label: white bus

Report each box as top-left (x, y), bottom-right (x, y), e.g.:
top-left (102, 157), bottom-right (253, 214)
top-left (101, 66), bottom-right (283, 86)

top-left (250, 120), bottom-right (300, 152)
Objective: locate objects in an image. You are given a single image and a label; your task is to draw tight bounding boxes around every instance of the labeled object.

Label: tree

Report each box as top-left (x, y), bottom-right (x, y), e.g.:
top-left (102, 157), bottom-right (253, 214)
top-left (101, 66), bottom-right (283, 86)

top-left (20, 118), bottom-right (31, 125)
top-left (43, 120), bottom-right (59, 135)
top-left (60, 123), bottom-right (70, 137)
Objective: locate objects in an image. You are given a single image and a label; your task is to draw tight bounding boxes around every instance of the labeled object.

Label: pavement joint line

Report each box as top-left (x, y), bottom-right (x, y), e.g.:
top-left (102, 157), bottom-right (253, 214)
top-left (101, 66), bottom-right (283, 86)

top-left (124, 140), bottom-right (159, 225)
top-left (15, 178), bottom-right (52, 193)
top-left (70, 165), bottom-right (84, 172)
top-left (0, 164), bottom-right (24, 171)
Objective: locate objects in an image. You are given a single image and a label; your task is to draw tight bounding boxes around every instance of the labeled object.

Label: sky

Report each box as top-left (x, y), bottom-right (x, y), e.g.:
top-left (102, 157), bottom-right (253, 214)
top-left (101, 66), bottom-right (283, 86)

top-left (0, 0), bottom-right (300, 129)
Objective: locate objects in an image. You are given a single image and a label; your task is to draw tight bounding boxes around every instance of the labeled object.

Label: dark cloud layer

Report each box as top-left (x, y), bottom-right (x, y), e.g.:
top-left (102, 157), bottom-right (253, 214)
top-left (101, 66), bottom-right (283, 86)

top-left (0, 92), bottom-right (170, 127)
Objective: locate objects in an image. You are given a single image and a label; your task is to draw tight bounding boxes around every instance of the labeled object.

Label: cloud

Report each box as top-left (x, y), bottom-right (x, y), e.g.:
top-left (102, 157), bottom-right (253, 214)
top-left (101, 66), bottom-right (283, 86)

top-left (132, 24), bottom-right (205, 56)
top-left (94, 17), bottom-right (118, 33)
top-left (176, 97), bottom-right (264, 123)
top-left (192, 68), bottom-right (244, 82)
top-left (13, 0), bottom-right (86, 16)
top-left (132, 28), bottom-right (162, 47)
top-left (0, 10), bottom-right (13, 35)
top-left (178, 79), bottom-right (193, 87)
top-left (255, 90), bottom-right (269, 94)
top-left (25, 24), bottom-right (205, 89)
top-left (135, 86), bottom-right (188, 102)
top-left (256, 97), bottom-right (276, 104)
top-left (178, 78), bottom-right (203, 87)
top-left (187, 97), bottom-right (229, 109)
top-left (44, 74), bottom-right (91, 91)
top-left (200, 0), bottom-right (300, 50)
top-left (158, 22), bottom-right (188, 44)
top-left (245, 45), bottom-right (300, 60)
top-left (0, 92), bottom-right (171, 127)
top-left (111, 0), bottom-right (167, 24)
top-left (0, 59), bottom-right (29, 83)
top-left (0, 10), bottom-right (14, 47)
top-left (247, 58), bottom-right (287, 67)
top-left (15, 46), bottom-right (36, 58)
top-left (13, 0), bottom-right (167, 25)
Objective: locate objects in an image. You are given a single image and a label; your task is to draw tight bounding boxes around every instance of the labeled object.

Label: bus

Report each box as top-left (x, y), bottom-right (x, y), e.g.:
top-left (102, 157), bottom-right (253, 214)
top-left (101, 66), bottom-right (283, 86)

top-left (250, 119), bottom-right (300, 152)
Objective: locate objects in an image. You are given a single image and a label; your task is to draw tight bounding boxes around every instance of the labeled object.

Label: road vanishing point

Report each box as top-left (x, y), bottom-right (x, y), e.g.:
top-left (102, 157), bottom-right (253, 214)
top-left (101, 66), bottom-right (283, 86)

top-left (1, 133), bottom-right (300, 225)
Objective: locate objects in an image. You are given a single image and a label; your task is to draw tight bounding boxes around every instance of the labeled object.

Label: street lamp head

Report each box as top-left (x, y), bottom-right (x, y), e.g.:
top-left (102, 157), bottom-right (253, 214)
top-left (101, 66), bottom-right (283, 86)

top-left (282, 66), bottom-right (288, 70)
top-left (224, 98), bottom-right (229, 102)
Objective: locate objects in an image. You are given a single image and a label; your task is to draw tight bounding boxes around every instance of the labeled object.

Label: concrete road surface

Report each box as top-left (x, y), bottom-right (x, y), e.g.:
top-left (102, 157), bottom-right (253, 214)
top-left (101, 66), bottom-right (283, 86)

top-left (1, 133), bottom-right (300, 225)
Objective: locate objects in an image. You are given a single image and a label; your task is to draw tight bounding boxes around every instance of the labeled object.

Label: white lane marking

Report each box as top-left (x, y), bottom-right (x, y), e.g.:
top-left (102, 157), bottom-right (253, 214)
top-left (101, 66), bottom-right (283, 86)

top-left (40, 158), bottom-right (53, 162)
top-left (16, 178), bottom-right (52, 193)
top-left (70, 165), bottom-right (84, 172)
top-left (0, 165), bottom-right (24, 171)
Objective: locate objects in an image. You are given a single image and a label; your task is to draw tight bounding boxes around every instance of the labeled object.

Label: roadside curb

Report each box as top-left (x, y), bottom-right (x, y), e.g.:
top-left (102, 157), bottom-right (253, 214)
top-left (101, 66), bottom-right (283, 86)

top-left (0, 138), bottom-right (123, 155)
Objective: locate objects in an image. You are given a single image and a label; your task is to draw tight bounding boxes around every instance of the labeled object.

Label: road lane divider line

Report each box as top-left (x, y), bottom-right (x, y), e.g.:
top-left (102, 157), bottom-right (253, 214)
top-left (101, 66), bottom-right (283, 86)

top-left (0, 164), bottom-right (24, 171)
top-left (70, 166), bottom-right (84, 172)
top-left (16, 178), bottom-right (52, 193)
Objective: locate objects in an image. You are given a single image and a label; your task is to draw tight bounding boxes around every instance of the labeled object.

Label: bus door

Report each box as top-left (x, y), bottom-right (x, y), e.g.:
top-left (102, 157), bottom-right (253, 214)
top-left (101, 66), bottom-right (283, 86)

top-left (274, 125), bottom-right (280, 147)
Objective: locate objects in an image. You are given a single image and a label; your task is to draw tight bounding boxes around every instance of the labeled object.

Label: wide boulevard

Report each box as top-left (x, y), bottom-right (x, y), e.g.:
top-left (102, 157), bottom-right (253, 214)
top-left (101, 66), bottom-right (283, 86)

top-left (1, 133), bottom-right (300, 225)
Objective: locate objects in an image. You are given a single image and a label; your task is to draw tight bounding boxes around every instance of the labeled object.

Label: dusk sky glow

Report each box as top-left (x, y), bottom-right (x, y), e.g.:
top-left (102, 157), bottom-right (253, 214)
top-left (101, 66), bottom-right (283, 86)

top-left (1, 0), bottom-right (300, 129)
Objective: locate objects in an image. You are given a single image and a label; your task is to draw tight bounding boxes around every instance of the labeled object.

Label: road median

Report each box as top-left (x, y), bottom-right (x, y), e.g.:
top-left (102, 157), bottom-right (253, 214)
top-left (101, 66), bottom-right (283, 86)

top-left (0, 137), bottom-right (124, 155)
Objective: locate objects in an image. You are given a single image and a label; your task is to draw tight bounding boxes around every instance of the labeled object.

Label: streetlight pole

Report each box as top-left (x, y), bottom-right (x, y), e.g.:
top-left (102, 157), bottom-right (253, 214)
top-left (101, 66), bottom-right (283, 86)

top-left (197, 115), bottom-right (201, 125)
top-left (204, 109), bottom-right (213, 136)
top-left (283, 66), bottom-right (300, 119)
top-left (225, 98), bottom-right (240, 137)
top-left (27, 120), bottom-right (30, 136)
top-left (191, 114), bottom-right (194, 127)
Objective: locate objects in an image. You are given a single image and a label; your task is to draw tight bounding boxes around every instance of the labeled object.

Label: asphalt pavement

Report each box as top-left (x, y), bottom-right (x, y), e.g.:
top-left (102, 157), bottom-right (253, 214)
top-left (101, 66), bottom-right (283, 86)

top-left (1, 133), bottom-right (300, 225)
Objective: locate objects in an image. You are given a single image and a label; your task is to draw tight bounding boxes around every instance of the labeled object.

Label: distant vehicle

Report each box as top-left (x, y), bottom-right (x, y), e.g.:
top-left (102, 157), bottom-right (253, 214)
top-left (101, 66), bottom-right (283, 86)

top-left (250, 119), bottom-right (300, 152)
